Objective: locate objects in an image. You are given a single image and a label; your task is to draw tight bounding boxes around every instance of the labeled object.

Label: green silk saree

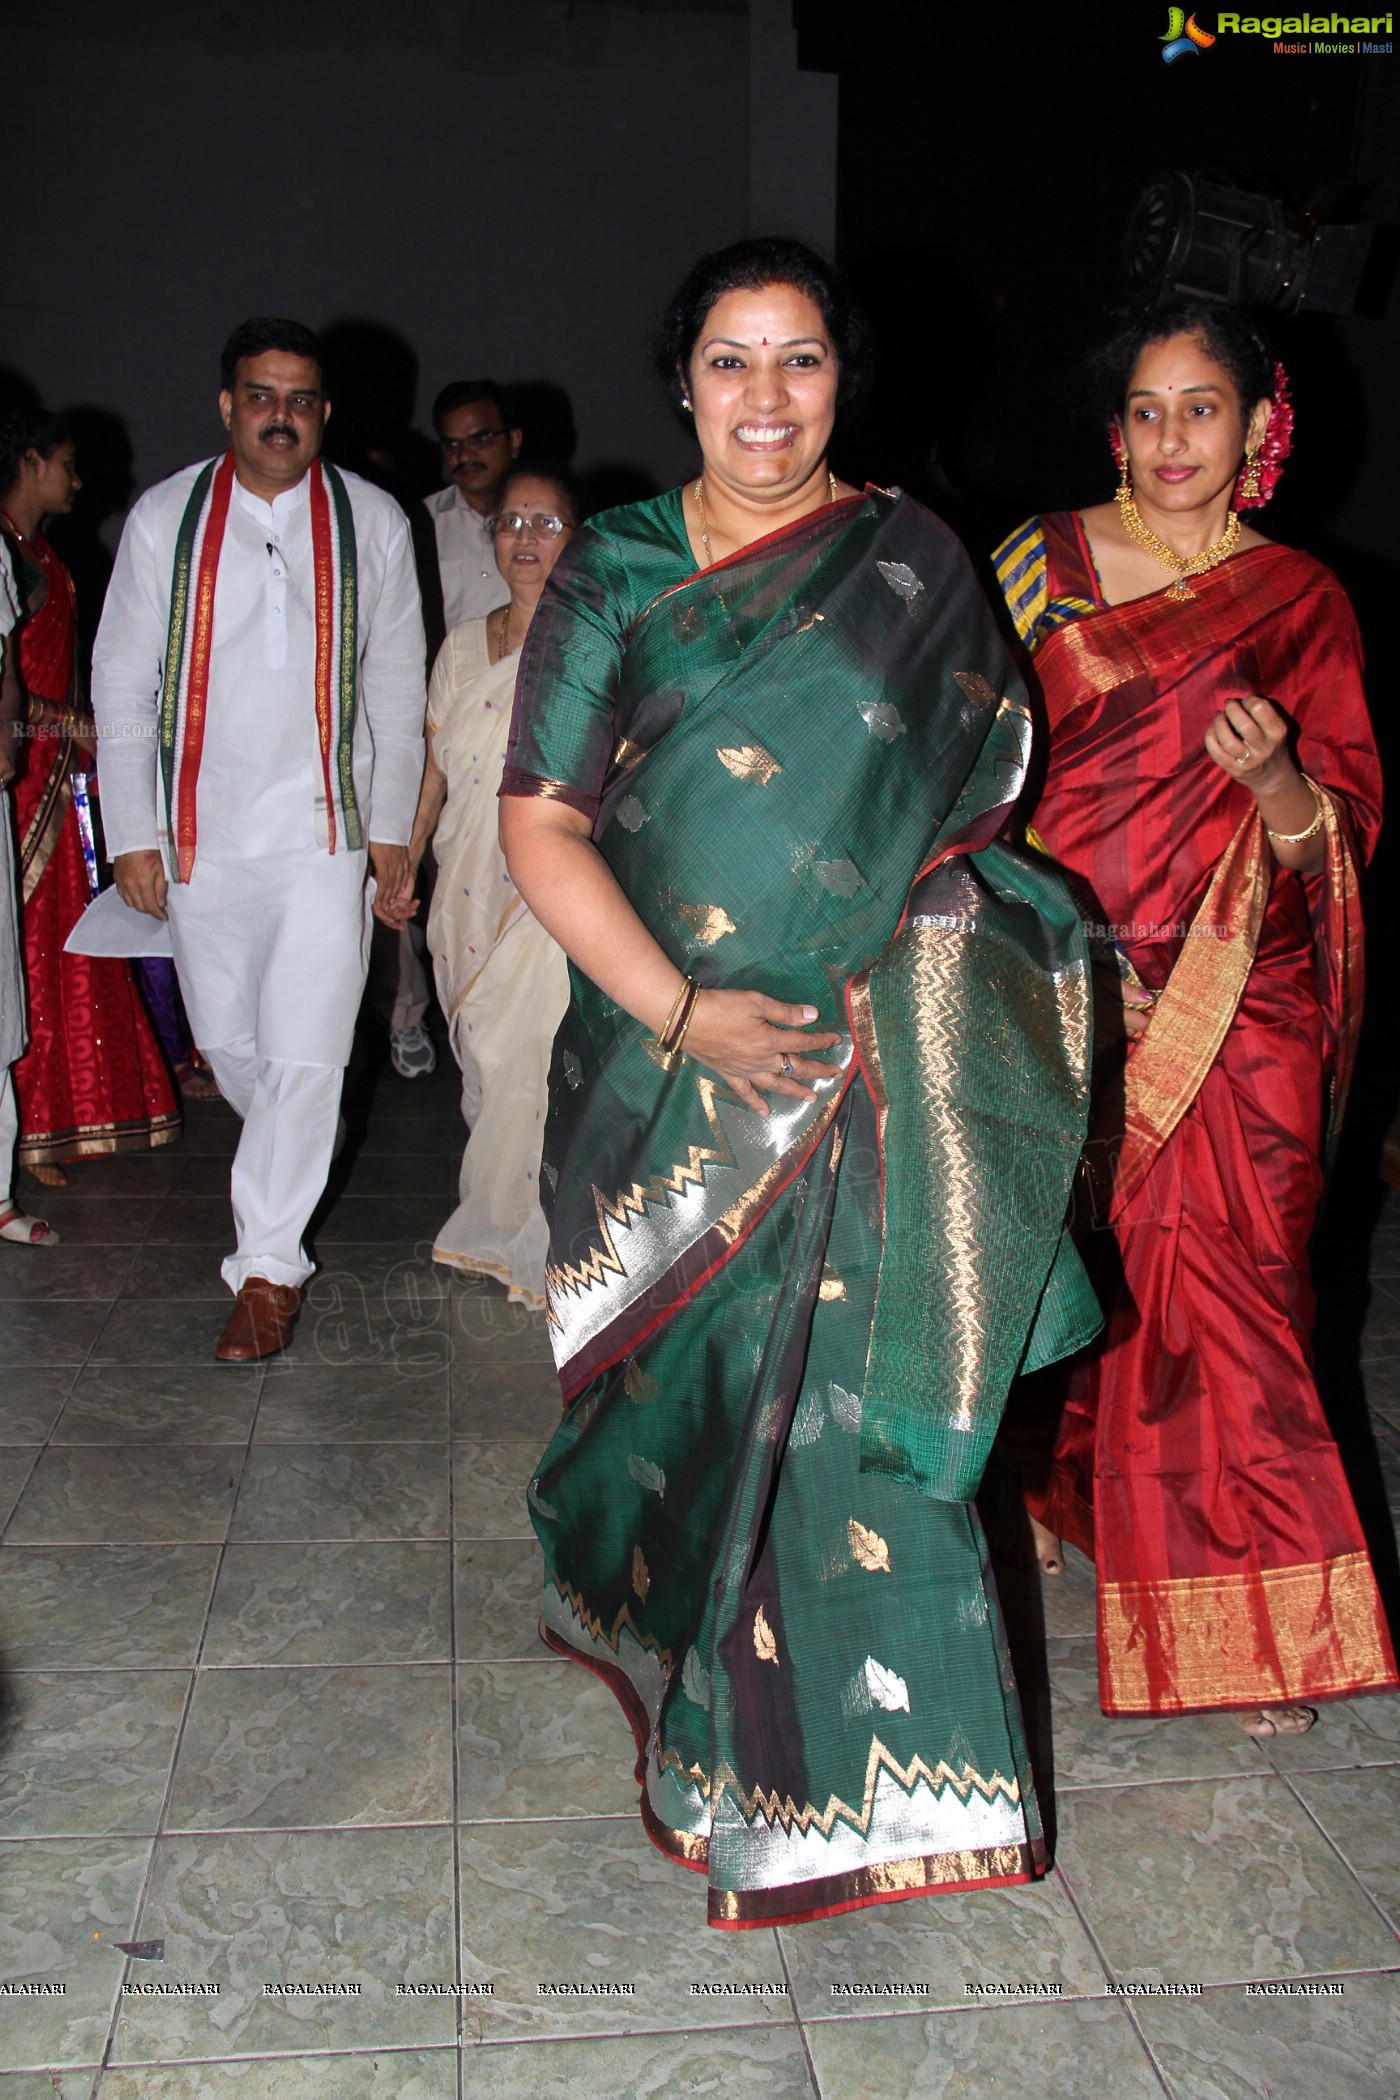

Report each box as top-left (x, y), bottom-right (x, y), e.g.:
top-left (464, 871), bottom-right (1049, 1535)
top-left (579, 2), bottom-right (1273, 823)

top-left (502, 486), bottom-right (1098, 1927)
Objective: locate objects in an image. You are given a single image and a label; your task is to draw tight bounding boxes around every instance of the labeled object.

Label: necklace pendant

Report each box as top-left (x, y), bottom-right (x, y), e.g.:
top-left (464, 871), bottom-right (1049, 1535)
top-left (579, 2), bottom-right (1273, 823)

top-left (1166, 579), bottom-right (1195, 602)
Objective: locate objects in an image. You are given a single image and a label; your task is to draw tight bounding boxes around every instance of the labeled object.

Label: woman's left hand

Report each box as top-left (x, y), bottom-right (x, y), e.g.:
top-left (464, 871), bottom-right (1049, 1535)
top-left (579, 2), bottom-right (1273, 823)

top-left (1204, 693), bottom-right (1293, 794)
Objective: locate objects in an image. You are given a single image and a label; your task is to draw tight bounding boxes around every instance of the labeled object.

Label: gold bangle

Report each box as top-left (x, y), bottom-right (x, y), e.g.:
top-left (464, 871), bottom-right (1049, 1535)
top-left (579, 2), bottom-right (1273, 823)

top-left (670, 981), bottom-right (702, 1057)
top-left (663, 982), bottom-right (696, 1050)
top-left (1265, 775), bottom-right (1325, 846)
top-left (645, 973), bottom-right (698, 1072)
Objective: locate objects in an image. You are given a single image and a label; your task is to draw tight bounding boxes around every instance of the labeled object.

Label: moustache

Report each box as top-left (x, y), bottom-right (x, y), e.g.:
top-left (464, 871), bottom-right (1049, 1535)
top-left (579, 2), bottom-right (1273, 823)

top-left (258, 424), bottom-right (297, 444)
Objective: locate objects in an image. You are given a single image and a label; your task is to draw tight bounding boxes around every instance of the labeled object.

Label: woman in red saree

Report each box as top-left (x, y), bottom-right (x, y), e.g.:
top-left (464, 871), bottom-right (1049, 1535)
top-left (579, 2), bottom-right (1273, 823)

top-left (995, 303), bottom-right (1397, 1733)
top-left (0, 410), bottom-right (179, 1181)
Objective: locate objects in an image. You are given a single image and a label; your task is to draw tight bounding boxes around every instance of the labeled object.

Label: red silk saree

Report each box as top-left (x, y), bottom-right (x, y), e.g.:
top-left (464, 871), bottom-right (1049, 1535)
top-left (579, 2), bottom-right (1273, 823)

top-left (995, 511), bottom-right (1397, 1716)
top-left (7, 532), bottom-right (178, 1168)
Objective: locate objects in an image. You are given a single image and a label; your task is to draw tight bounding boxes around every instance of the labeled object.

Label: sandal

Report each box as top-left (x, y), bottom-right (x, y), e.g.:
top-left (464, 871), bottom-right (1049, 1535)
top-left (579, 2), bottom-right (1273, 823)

top-left (174, 1060), bottom-right (222, 1100)
top-left (0, 1202), bottom-right (60, 1246)
top-left (1237, 1705), bottom-right (1317, 1737)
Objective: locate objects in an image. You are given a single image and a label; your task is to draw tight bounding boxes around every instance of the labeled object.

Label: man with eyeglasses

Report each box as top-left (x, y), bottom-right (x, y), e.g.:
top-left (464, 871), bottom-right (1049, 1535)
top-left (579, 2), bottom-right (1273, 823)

top-left (92, 317), bottom-right (426, 1361)
top-left (376, 380), bottom-right (523, 1085)
top-left (424, 379), bottom-right (523, 633)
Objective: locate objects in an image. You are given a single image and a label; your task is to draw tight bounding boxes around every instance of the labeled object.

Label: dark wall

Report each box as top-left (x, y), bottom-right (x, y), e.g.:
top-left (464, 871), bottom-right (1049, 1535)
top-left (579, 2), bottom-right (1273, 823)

top-left (821, 5), bottom-right (1398, 569)
top-left (2, 0), bottom-right (763, 512)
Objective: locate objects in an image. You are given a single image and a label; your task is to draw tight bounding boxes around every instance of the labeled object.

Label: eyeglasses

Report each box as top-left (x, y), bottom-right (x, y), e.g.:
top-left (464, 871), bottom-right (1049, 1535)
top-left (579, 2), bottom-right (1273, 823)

top-left (441, 428), bottom-right (509, 455)
top-left (492, 511), bottom-right (572, 538)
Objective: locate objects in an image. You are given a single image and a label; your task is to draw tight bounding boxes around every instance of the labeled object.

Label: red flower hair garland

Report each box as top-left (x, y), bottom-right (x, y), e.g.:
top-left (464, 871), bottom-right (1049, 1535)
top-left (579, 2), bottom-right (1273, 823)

top-left (1235, 360), bottom-right (1293, 509)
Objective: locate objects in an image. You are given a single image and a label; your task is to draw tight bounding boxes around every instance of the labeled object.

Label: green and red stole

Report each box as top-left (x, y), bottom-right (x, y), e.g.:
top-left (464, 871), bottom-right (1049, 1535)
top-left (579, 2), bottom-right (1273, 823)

top-left (158, 450), bottom-right (361, 881)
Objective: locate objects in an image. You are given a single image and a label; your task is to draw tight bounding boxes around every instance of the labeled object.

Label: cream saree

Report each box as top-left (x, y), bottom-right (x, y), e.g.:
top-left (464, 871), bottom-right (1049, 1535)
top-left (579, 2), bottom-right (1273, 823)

top-left (426, 619), bottom-right (570, 1306)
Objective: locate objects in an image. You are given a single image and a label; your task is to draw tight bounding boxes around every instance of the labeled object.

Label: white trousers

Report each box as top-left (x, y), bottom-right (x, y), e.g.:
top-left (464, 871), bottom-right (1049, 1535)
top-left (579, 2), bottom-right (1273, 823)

top-left (164, 850), bottom-right (370, 1295)
top-left (0, 1068), bottom-right (17, 1206)
top-left (203, 1039), bottom-right (344, 1293)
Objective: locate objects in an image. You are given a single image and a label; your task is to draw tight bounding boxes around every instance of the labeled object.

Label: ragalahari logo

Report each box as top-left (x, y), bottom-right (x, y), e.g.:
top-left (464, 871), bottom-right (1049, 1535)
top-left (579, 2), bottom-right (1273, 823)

top-left (1161, 6), bottom-right (1218, 55)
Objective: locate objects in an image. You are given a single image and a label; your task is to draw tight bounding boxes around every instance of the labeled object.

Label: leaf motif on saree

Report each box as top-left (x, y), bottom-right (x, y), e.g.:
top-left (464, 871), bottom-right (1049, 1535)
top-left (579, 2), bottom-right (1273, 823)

top-left (676, 901), bottom-right (737, 945)
top-left (628, 1453), bottom-right (666, 1497)
top-left (858, 698), bottom-right (906, 743)
top-left (811, 857), bottom-right (865, 898)
top-left (819, 1264), bottom-right (848, 1302)
top-left (953, 670), bottom-right (997, 710)
top-left (563, 1051), bottom-right (583, 1090)
top-left (624, 1358), bottom-right (660, 1404)
top-left (753, 1604), bottom-right (779, 1666)
top-left (848, 1518), bottom-right (891, 1573)
top-left (717, 743), bottom-right (783, 786)
top-left (682, 1649), bottom-right (713, 1710)
top-left (527, 1479), bottom-right (558, 1522)
top-left (876, 559), bottom-right (925, 603)
top-left (631, 1544), bottom-right (650, 1601)
top-left (828, 1381), bottom-right (861, 1432)
top-left (863, 1656), bottom-right (910, 1712)
top-left (615, 795), bottom-right (650, 832)
top-left (790, 1389), bottom-right (825, 1446)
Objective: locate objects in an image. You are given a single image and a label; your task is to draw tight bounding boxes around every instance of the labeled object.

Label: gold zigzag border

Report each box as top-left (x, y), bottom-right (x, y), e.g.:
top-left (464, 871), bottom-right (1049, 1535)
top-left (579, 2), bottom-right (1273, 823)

top-left (546, 1074), bottom-right (739, 1301)
top-left (550, 1586), bottom-right (1022, 1842)
top-left (658, 1733), bottom-right (1021, 1841)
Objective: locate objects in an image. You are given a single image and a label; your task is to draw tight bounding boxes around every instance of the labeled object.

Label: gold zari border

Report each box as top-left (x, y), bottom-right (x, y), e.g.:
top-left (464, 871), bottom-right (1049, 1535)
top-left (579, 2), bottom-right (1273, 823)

top-left (1099, 1550), bottom-right (1398, 1714)
top-left (708, 1841), bottom-right (1034, 1924)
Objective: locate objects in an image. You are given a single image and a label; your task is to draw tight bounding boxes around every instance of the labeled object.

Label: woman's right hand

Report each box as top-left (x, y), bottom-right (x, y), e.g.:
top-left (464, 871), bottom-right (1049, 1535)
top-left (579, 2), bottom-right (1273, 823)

top-left (682, 989), bottom-right (842, 1114)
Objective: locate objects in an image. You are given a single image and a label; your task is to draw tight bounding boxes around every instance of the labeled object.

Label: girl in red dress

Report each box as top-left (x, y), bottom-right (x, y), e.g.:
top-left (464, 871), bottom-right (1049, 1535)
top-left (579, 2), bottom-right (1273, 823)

top-left (0, 409), bottom-right (179, 1184)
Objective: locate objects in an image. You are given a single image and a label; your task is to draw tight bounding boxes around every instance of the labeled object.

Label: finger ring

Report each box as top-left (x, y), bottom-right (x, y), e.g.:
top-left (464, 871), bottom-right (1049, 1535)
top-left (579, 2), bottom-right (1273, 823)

top-left (780, 1055), bottom-right (794, 1077)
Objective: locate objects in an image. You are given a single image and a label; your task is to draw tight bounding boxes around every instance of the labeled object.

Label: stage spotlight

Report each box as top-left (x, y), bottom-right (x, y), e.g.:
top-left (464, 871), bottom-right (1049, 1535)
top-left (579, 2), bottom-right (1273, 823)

top-left (1124, 172), bottom-right (1375, 315)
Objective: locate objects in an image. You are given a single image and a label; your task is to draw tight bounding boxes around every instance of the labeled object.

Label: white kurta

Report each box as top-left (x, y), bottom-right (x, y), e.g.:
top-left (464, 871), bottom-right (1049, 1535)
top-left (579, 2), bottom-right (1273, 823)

top-left (91, 458), bottom-right (426, 1292)
top-left (423, 485), bottom-right (509, 633)
top-left (92, 460), bottom-right (427, 1067)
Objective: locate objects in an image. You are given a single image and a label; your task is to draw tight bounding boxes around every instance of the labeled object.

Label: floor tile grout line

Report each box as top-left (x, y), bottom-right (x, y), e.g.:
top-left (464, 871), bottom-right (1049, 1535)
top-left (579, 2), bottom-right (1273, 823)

top-left (0, 1221), bottom-right (149, 1543)
top-left (66, 2017), bottom-right (799, 2074)
top-left (773, 1928), bottom-right (823, 2098)
top-left (1049, 1862), bottom-right (1177, 2098)
top-left (1270, 1758), bottom-right (1400, 1940)
top-left (87, 1356), bottom-right (268, 2085)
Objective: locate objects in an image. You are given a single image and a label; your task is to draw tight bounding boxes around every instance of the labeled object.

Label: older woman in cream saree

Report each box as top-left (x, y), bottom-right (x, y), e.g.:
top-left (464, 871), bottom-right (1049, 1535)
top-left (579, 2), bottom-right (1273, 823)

top-left (384, 468), bottom-right (577, 1306)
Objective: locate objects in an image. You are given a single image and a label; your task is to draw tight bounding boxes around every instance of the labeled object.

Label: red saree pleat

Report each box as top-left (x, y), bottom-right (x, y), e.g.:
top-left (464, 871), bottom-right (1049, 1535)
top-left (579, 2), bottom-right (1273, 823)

top-left (8, 535), bottom-right (180, 1168)
top-left (1011, 516), bottom-right (1396, 1715)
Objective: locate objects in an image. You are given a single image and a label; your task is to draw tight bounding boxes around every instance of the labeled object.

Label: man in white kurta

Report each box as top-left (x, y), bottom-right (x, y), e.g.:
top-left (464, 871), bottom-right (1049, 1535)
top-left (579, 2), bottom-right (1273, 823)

top-left (92, 319), bottom-right (425, 1358)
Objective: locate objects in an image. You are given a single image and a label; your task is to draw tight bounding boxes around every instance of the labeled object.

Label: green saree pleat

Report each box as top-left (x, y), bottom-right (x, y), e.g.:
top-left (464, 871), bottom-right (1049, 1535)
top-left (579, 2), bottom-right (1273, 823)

top-left (508, 487), bottom-right (1097, 1927)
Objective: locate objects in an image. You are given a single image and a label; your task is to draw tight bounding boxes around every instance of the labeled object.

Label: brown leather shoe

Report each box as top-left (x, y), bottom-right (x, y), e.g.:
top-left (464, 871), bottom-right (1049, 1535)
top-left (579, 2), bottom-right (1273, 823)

top-left (215, 1278), bottom-right (304, 1363)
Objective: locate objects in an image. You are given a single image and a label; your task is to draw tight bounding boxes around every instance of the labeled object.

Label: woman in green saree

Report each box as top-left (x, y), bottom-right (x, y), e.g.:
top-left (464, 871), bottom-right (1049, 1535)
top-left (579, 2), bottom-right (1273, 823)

top-left (500, 239), bottom-right (1099, 1928)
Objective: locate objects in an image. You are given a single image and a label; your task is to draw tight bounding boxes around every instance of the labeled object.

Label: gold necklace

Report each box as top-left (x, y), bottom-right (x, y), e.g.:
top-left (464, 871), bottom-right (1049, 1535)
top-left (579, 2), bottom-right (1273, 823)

top-left (693, 469), bottom-right (840, 567)
top-left (497, 603), bottom-right (512, 658)
top-left (1115, 484), bottom-right (1241, 602)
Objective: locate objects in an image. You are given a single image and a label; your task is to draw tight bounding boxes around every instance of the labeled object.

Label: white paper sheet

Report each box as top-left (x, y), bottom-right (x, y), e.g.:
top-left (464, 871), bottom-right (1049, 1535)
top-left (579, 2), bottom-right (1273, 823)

top-left (63, 884), bottom-right (173, 960)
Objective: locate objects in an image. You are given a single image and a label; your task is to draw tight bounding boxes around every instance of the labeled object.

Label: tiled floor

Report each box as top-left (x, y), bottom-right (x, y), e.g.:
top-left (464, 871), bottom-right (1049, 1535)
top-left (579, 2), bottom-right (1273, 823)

top-left (2, 1046), bottom-right (1399, 2099)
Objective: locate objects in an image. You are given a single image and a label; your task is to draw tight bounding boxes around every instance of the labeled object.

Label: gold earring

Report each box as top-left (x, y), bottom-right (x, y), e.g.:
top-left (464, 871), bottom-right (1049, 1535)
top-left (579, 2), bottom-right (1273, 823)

top-left (1240, 448), bottom-right (1262, 503)
top-left (1117, 444), bottom-right (1131, 496)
